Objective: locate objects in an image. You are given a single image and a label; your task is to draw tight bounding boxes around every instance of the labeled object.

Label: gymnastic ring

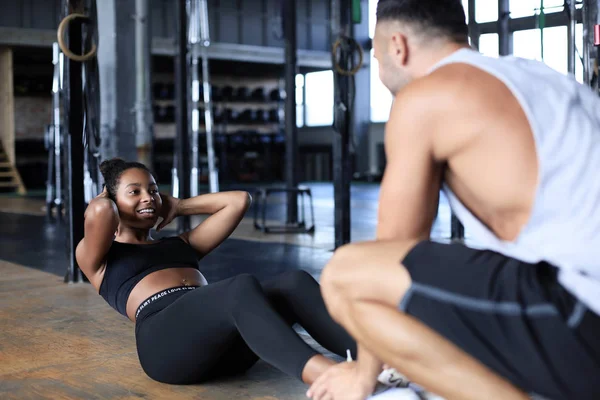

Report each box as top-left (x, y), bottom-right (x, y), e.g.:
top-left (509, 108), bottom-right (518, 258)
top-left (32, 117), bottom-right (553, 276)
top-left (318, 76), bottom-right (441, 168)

top-left (331, 37), bottom-right (364, 76)
top-left (57, 13), bottom-right (97, 62)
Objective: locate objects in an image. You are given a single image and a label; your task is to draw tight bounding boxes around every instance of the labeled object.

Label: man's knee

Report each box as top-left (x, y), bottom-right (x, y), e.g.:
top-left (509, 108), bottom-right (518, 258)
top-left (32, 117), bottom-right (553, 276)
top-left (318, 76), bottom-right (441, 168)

top-left (321, 240), bottom-right (414, 312)
top-left (320, 243), bottom-right (364, 318)
top-left (321, 244), bottom-right (354, 290)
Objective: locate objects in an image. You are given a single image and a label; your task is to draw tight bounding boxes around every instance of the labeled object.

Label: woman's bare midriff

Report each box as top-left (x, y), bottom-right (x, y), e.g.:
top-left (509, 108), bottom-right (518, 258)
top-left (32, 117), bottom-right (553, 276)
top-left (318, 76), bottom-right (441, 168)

top-left (126, 268), bottom-right (208, 321)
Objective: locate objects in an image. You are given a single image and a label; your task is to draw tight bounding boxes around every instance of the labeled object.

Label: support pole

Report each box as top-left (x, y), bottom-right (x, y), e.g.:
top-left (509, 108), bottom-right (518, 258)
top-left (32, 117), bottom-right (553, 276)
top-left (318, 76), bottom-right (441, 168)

top-left (498, 0), bottom-right (512, 56)
top-left (331, 0), bottom-right (353, 248)
top-left (200, 0), bottom-right (218, 194)
top-left (282, 0), bottom-right (298, 224)
top-left (583, 0), bottom-right (592, 85)
top-left (583, 0), bottom-right (600, 92)
top-left (50, 43), bottom-right (63, 220)
top-left (190, 0), bottom-right (219, 195)
top-left (596, 1), bottom-right (600, 95)
top-left (568, 0), bottom-right (577, 75)
top-left (584, 0), bottom-right (600, 92)
top-left (64, 0), bottom-right (85, 284)
top-left (468, 0), bottom-right (479, 50)
top-left (175, 0), bottom-right (191, 232)
top-left (189, 2), bottom-right (201, 198)
top-left (96, 0), bottom-right (117, 161)
top-left (134, 0), bottom-right (153, 166)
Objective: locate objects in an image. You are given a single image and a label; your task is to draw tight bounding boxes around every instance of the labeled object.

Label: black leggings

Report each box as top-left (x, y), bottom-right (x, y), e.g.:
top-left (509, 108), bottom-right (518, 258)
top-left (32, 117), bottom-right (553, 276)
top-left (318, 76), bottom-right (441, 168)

top-left (135, 270), bottom-right (356, 384)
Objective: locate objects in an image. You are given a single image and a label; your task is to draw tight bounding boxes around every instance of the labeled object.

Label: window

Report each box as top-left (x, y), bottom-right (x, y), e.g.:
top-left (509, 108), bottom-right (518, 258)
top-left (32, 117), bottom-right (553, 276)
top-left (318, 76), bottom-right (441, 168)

top-left (476, 0), bottom-right (498, 23)
top-left (513, 29), bottom-right (542, 60)
top-left (542, 27), bottom-right (569, 76)
top-left (369, 0), bottom-right (393, 122)
top-left (296, 74), bottom-right (304, 128)
top-left (479, 33), bottom-right (499, 58)
top-left (513, 25), bottom-right (584, 83)
top-left (369, 0), bottom-right (377, 39)
top-left (370, 50), bottom-right (394, 123)
top-left (304, 70), bottom-right (334, 126)
top-left (509, 0), bottom-right (566, 19)
top-left (462, 0), bottom-right (469, 24)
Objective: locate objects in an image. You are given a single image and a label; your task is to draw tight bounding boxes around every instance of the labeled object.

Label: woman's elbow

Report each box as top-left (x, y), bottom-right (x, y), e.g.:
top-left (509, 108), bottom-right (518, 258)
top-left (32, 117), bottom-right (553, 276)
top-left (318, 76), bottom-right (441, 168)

top-left (85, 199), bottom-right (119, 224)
top-left (234, 191), bottom-right (252, 211)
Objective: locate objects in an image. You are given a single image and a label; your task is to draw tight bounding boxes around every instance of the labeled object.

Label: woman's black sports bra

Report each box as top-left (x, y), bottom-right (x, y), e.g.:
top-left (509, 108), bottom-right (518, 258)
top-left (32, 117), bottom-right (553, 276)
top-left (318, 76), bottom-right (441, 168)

top-left (99, 236), bottom-right (200, 317)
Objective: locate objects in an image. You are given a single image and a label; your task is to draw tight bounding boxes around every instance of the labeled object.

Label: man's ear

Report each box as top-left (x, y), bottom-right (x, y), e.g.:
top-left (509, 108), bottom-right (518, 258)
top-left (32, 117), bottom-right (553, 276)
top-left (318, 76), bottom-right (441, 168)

top-left (389, 32), bottom-right (409, 67)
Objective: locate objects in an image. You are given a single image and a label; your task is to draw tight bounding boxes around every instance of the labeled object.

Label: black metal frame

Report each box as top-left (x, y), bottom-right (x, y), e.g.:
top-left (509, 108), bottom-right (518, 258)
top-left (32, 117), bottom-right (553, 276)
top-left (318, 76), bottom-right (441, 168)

top-left (283, 0), bottom-right (299, 224)
top-left (64, 0), bottom-right (86, 284)
top-left (498, 0), bottom-right (513, 56)
top-left (479, 9), bottom-right (583, 35)
top-left (330, 0), bottom-right (354, 249)
top-left (175, 0), bottom-right (191, 233)
top-left (253, 187), bottom-right (315, 234)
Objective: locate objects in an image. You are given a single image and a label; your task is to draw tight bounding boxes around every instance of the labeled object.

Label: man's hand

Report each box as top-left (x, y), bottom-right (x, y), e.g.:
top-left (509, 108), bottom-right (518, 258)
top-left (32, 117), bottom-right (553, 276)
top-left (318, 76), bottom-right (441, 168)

top-left (156, 193), bottom-right (181, 232)
top-left (307, 362), bottom-right (376, 400)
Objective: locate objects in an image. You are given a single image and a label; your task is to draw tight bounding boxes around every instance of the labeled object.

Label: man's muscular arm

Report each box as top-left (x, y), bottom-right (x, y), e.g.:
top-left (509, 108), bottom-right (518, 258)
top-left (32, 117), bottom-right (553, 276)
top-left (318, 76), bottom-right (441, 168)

top-left (348, 83), bottom-right (445, 395)
top-left (377, 83), bottom-right (443, 241)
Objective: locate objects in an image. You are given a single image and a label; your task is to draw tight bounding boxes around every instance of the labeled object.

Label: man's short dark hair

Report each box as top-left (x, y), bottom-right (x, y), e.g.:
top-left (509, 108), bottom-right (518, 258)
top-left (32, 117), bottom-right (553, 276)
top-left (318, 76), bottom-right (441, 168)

top-left (376, 0), bottom-right (469, 43)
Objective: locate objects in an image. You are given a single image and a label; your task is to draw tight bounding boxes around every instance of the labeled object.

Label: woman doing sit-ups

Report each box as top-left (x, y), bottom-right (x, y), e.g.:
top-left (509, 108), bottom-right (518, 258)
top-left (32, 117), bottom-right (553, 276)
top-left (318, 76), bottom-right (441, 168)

top-left (75, 158), bottom-right (356, 385)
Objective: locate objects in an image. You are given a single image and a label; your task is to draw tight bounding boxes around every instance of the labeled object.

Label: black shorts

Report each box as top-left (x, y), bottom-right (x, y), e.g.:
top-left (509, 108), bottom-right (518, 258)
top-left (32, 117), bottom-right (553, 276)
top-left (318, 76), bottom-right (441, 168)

top-left (401, 241), bottom-right (600, 400)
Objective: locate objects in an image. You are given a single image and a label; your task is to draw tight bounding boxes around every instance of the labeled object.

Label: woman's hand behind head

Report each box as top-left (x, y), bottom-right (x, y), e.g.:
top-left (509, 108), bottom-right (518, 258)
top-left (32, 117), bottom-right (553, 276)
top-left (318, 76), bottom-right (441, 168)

top-left (156, 193), bottom-right (181, 232)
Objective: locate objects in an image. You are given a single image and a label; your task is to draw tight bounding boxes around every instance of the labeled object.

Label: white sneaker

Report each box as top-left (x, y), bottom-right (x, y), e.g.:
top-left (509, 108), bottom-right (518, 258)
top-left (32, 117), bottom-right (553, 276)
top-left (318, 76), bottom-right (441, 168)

top-left (377, 368), bottom-right (411, 388)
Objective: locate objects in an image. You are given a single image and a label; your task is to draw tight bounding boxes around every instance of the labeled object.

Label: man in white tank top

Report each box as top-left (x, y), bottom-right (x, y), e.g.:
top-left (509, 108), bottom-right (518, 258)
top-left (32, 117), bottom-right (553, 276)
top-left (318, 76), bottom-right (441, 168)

top-left (306, 1), bottom-right (600, 400)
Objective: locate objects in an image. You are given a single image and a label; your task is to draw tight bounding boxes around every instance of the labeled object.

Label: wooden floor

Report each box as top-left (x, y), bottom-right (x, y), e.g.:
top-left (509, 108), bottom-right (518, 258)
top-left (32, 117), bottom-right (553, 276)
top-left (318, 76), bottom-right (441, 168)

top-left (0, 260), bottom-right (323, 400)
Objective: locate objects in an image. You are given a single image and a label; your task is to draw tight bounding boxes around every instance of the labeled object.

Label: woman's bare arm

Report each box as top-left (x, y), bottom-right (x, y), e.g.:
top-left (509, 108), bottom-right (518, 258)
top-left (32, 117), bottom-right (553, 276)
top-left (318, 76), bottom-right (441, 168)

top-left (75, 192), bottom-right (119, 289)
top-left (165, 191), bottom-right (251, 257)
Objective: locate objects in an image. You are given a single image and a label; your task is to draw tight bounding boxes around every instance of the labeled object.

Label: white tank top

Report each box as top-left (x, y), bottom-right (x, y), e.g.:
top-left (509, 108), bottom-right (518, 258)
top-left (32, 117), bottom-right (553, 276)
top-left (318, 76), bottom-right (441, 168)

top-left (430, 48), bottom-right (600, 316)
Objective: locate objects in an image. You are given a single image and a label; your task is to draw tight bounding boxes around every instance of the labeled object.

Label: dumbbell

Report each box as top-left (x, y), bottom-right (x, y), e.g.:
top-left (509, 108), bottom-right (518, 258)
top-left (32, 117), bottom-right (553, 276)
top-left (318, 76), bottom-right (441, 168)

top-left (221, 86), bottom-right (234, 101)
top-left (251, 87), bottom-right (267, 101)
top-left (256, 109), bottom-right (270, 123)
top-left (224, 108), bottom-right (240, 123)
top-left (268, 108), bottom-right (280, 123)
top-left (235, 87), bottom-right (251, 102)
top-left (239, 109), bottom-right (258, 123)
top-left (269, 88), bottom-right (281, 101)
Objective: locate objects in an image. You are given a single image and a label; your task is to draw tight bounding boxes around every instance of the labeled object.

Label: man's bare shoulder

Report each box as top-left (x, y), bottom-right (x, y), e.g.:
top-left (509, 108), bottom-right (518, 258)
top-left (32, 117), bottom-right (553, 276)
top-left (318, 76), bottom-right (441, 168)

top-left (392, 65), bottom-right (476, 125)
top-left (394, 64), bottom-right (498, 161)
top-left (410, 64), bottom-right (489, 110)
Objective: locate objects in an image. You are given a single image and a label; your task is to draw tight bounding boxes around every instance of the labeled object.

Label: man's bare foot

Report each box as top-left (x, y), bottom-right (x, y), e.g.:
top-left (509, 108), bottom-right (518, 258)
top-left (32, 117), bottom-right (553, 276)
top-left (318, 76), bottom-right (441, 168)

top-left (301, 355), bottom-right (337, 384)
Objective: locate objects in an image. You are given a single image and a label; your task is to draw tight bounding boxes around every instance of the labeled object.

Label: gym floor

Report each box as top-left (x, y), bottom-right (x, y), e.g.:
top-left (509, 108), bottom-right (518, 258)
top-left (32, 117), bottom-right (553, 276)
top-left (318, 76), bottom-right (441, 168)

top-left (0, 183), bottom-right (454, 399)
